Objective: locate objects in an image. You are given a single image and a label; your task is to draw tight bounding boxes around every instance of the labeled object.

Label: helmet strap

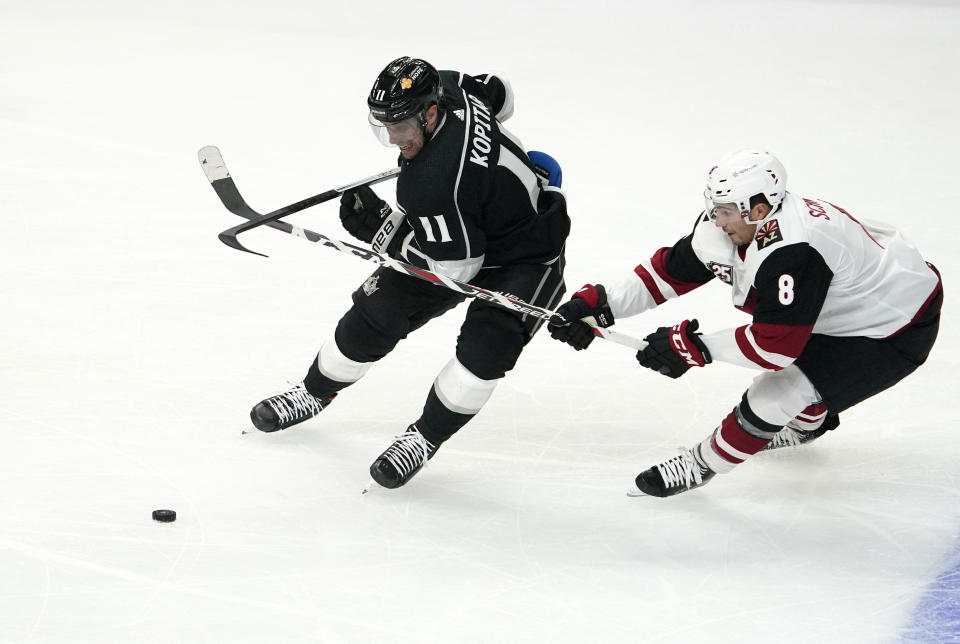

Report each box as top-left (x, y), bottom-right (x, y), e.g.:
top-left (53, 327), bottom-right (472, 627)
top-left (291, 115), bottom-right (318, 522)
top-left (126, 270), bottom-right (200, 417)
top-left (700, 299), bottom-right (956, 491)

top-left (416, 103), bottom-right (440, 150)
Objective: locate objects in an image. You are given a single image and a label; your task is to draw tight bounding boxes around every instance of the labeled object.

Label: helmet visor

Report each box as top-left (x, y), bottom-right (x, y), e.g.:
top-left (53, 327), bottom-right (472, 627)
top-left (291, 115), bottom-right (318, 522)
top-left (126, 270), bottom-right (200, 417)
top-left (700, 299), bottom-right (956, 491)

top-left (368, 112), bottom-right (422, 148)
top-left (704, 189), bottom-right (749, 222)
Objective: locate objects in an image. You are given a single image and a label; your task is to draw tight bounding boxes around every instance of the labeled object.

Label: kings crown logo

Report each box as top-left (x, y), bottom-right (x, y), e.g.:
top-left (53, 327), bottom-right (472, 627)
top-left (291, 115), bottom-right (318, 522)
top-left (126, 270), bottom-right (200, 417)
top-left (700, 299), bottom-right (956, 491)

top-left (362, 275), bottom-right (380, 296)
top-left (755, 219), bottom-right (784, 250)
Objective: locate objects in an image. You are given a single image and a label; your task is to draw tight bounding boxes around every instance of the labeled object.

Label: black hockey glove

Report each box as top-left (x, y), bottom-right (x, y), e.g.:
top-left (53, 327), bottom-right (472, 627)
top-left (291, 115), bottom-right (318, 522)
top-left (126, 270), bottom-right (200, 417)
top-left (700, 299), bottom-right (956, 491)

top-left (548, 284), bottom-right (615, 350)
top-left (339, 185), bottom-right (393, 244)
top-left (636, 319), bottom-right (712, 379)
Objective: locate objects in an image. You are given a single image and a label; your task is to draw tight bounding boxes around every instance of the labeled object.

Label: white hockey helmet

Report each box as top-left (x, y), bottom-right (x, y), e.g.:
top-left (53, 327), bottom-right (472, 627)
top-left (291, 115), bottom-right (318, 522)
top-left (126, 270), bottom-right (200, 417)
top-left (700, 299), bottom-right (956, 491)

top-left (703, 149), bottom-right (787, 221)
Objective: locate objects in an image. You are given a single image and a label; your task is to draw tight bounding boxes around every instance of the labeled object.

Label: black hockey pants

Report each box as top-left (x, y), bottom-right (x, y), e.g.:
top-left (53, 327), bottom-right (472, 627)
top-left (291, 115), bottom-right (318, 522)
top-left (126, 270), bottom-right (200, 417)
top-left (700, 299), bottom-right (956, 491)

top-left (794, 277), bottom-right (942, 415)
top-left (305, 256), bottom-right (566, 443)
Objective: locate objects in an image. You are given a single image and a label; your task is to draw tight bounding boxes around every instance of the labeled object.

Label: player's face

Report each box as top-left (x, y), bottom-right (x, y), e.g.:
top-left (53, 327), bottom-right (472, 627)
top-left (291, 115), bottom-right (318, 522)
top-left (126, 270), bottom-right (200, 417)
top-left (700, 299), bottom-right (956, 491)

top-left (385, 118), bottom-right (425, 159)
top-left (368, 105), bottom-right (439, 160)
top-left (710, 203), bottom-right (758, 246)
top-left (369, 114), bottom-right (424, 159)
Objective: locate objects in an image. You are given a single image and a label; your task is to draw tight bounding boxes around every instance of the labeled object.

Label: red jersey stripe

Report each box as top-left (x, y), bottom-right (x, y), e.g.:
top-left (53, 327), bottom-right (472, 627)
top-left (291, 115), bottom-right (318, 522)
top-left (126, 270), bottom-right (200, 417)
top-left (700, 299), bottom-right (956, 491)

top-left (633, 263), bottom-right (667, 305)
top-left (750, 321), bottom-right (813, 359)
top-left (734, 326), bottom-right (783, 370)
top-left (649, 247), bottom-right (704, 296)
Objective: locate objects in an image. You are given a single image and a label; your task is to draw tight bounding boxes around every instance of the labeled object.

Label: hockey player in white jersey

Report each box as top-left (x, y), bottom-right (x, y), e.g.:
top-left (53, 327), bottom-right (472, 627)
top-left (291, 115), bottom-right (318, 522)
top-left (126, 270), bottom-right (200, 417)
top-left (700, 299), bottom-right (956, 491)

top-left (549, 149), bottom-right (942, 497)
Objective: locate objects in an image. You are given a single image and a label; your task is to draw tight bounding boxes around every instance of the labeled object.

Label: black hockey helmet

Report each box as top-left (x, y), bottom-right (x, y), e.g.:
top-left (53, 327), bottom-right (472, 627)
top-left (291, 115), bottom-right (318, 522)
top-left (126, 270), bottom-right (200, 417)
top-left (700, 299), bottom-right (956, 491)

top-left (367, 56), bottom-right (442, 125)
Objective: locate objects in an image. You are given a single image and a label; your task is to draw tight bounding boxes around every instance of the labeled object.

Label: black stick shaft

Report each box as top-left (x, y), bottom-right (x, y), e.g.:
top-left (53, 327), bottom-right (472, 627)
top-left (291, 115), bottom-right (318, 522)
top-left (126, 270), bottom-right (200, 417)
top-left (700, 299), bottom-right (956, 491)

top-left (198, 145), bottom-right (398, 256)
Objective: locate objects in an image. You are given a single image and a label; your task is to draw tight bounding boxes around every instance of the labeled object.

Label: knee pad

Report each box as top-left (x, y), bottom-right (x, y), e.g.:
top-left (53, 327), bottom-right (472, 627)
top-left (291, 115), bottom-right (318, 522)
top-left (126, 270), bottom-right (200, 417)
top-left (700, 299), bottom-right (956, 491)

top-left (456, 307), bottom-right (525, 380)
top-left (744, 365), bottom-right (821, 428)
top-left (335, 299), bottom-right (409, 363)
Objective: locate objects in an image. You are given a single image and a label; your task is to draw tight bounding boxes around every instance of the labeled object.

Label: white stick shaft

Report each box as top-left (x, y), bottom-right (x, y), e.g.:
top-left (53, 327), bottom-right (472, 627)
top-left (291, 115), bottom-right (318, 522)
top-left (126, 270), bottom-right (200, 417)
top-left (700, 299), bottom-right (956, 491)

top-left (592, 326), bottom-right (647, 351)
top-left (581, 316), bottom-right (646, 351)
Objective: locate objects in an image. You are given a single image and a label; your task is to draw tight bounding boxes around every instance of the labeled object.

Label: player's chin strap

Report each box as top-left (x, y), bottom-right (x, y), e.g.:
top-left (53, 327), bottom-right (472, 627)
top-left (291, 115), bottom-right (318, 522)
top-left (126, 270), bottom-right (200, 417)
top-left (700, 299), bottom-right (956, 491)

top-left (415, 105), bottom-right (443, 156)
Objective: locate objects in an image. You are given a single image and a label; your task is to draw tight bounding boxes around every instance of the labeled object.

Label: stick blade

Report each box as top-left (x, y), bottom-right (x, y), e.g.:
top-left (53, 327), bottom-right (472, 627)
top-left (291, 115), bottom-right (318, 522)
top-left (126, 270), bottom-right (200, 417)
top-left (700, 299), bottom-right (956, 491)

top-left (217, 230), bottom-right (268, 257)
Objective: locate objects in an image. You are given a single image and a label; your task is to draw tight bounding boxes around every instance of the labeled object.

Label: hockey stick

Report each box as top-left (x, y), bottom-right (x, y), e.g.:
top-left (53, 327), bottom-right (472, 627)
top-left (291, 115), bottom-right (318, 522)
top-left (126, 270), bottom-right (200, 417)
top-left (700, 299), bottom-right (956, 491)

top-left (197, 146), bottom-right (646, 351)
top-left (198, 145), bottom-right (400, 257)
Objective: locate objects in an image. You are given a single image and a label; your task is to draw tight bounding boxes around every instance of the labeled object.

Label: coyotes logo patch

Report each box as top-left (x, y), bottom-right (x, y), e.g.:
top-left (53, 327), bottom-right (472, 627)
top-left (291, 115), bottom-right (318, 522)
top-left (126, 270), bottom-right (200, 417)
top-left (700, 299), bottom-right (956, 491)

top-left (755, 219), bottom-right (784, 250)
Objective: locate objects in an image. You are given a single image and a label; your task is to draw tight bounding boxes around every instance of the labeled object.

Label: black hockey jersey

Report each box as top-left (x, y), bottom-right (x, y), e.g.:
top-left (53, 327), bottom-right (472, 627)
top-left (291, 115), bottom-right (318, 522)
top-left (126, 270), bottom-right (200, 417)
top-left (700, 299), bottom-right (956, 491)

top-left (391, 71), bottom-right (569, 281)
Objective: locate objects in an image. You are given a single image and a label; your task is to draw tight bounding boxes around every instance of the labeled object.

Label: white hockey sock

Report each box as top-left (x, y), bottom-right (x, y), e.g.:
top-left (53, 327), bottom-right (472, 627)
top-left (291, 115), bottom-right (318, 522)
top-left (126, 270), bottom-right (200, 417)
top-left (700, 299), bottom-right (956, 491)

top-left (316, 338), bottom-right (372, 383)
top-left (433, 358), bottom-right (499, 415)
top-left (787, 403), bottom-right (828, 432)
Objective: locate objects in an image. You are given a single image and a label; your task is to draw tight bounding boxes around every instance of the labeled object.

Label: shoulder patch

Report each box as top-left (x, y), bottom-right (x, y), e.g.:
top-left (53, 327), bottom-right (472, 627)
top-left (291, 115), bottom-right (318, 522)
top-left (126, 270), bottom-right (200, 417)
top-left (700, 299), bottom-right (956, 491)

top-left (755, 219), bottom-right (784, 250)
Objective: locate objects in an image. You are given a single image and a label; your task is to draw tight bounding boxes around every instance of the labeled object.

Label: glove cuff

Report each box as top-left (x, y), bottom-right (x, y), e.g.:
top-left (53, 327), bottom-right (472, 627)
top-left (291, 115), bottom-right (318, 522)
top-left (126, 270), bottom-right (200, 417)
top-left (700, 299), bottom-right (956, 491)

top-left (672, 320), bottom-right (711, 367)
top-left (573, 283), bottom-right (603, 307)
top-left (371, 208), bottom-right (405, 254)
top-left (573, 284), bottom-right (615, 328)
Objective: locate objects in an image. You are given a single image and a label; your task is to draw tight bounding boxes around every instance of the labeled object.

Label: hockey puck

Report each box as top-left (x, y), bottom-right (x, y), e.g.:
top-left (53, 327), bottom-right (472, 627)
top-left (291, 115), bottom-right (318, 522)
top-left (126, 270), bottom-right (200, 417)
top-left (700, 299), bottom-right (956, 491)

top-left (152, 509), bottom-right (177, 523)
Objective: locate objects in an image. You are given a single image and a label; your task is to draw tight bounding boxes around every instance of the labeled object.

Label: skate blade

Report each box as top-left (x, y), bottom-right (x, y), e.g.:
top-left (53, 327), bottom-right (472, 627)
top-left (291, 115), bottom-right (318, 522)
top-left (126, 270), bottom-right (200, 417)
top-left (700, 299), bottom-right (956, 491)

top-left (361, 479), bottom-right (378, 495)
top-left (241, 425), bottom-right (282, 436)
top-left (626, 486), bottom-right (649, 498)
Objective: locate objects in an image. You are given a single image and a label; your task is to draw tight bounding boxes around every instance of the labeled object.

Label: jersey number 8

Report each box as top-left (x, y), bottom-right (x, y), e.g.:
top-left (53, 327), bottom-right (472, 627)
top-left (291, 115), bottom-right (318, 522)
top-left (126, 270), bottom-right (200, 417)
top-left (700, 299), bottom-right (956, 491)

top-left (778, 274), bottom-right (795, 305)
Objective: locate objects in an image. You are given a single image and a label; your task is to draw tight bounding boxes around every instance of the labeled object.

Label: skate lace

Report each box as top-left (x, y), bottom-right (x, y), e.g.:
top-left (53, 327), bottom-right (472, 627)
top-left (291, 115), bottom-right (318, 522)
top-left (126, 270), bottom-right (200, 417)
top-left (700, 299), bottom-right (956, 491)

top-left (268, 383), bottom-right (326, 425)
top-left (768, 425), bottom-right (803, 449)
top-left (656, 450), bottom-right (704, 489)
top-left (383, 428), bottom-right (436, 479)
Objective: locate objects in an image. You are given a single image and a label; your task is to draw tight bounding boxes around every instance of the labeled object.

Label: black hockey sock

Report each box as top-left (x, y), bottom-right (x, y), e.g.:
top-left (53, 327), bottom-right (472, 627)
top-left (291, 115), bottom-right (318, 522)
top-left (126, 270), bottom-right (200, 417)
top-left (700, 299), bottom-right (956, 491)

top-left (418, 387), bottom-right (475, 445)
top-left (303, 358), bottom-right (352, 399)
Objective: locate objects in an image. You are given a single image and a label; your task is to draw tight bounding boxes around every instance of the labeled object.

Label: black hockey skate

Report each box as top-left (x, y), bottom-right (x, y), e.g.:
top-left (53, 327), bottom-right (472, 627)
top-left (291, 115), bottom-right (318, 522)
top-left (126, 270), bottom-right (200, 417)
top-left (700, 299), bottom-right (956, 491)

top-left (629, 445), bottom-right (716, 498)
top-left (249, 383), bottom-right (335, 433)
top-left (369, 424), bottom-right (438, 489)
top-left (762, 414), bottom-right (839, 451)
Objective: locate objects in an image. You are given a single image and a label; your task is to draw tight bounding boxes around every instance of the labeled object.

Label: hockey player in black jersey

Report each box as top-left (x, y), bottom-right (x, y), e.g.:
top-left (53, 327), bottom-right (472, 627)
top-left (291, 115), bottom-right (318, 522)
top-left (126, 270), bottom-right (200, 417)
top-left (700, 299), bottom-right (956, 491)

top-left (549, 149), bottom-right (942, 498)
top-left (249, 56), bottom-right (570, 490)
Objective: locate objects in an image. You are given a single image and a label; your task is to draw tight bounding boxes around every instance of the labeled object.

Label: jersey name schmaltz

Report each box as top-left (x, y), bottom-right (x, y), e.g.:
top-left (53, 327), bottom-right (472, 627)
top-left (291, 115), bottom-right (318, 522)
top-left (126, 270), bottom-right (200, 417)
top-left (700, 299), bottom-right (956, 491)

top-left (392, 71), bottom-right (568, 282)
top-left (607, 193), bottom-right (941, 371)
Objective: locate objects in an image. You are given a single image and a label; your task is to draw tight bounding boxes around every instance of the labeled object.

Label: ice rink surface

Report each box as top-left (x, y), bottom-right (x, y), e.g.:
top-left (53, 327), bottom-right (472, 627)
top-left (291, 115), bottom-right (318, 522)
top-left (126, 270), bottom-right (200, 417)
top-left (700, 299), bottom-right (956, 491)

top-left (2, 1), bottom-right (959, 641)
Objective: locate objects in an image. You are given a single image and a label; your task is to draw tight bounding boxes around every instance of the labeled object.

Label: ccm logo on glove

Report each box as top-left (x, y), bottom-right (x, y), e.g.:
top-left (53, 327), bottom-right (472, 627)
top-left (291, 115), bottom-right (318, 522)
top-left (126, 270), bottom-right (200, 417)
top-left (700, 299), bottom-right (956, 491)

top-left (637, 319), bottom-right (711, 379)
top-left (670, 325), bottom-right (700, 367)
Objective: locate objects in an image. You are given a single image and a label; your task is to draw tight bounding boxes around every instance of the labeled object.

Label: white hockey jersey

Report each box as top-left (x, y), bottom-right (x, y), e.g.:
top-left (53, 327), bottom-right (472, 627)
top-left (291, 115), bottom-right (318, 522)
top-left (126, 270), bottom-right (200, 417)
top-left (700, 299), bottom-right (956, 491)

top-left (606, 193), bottom-right (941, 371)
